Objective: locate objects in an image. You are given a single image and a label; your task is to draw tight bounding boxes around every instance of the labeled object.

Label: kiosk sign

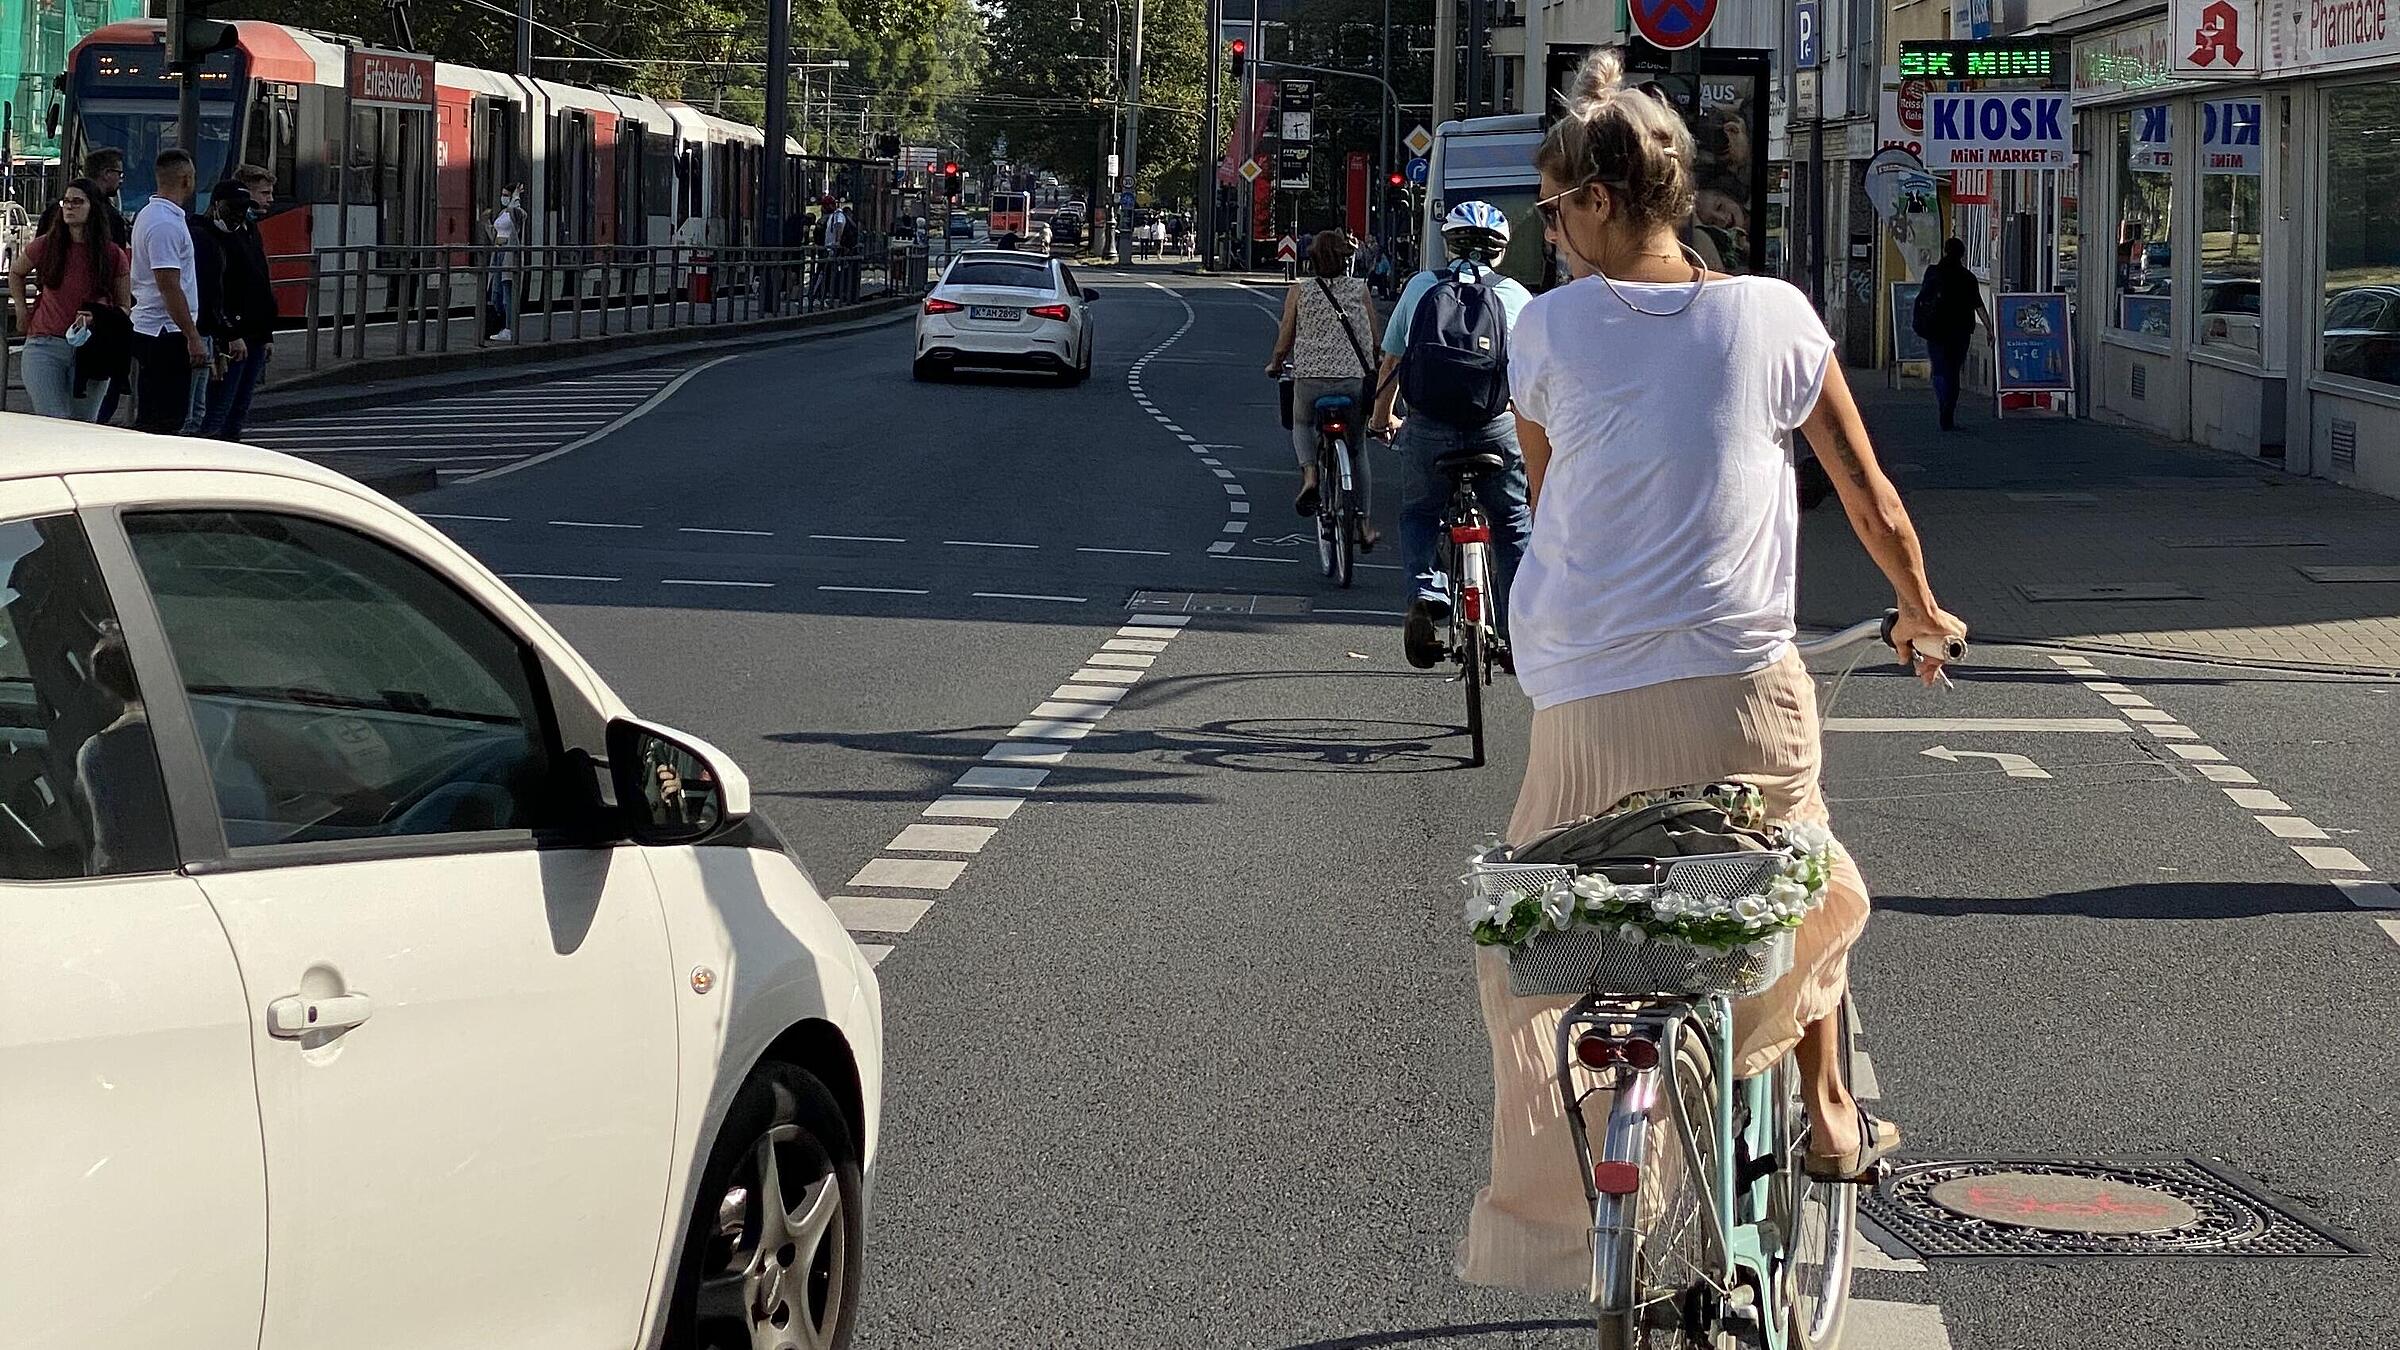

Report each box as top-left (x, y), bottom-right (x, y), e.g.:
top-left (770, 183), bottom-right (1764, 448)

top-left (1924, 91), bottom-right (2071, 166)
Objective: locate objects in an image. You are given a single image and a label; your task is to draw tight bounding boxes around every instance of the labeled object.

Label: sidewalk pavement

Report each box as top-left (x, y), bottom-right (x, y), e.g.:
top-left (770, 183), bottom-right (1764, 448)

top-left (1804, 374), bottom-right (2400, 674)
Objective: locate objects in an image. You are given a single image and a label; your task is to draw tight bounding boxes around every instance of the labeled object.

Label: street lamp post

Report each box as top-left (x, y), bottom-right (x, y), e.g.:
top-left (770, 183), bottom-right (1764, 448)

top-left (1118, 0), bottom-right (1145, 263)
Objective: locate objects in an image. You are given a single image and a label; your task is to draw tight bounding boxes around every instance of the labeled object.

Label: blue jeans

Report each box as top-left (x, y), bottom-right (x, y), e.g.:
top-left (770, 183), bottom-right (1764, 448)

top-left (1928, 335), bottom-right (1968, 428)
top-left (1397, 412), bottom-right (1532, 636)
top-left (19, 336), bottom-right (105, 421)
top-left (489, 276), bottom-right (515, 332)
top-left (200, 343), bottom-right (268, 441)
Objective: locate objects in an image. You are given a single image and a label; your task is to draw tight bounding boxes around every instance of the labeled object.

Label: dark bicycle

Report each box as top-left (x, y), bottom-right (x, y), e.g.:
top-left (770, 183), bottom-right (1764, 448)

top-left (1307, 392), bottom-right (1365, 588)
top-left (1429, 447), bottom-right (1507, 767)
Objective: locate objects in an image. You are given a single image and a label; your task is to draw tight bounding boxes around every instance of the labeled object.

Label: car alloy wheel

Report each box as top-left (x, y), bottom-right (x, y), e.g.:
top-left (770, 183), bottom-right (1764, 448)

top-left (672, 1065), bottom-right (863, 1350)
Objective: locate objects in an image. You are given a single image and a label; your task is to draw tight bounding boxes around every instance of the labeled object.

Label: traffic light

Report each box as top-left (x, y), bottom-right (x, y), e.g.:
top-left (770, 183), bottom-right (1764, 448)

top-left (167, 0), bottom-right (238, 74)
top-left (1388, 171), bottom-right (1403, 186)
top-left (1230, 38), bottom-right (1247, 82)
top-left (943, 163), bottom-right (961, 201)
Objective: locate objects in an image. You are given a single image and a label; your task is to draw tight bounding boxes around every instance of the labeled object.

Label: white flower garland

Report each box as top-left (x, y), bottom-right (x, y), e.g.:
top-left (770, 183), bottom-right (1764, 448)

top-left (1466, 817), bottom-right (1839, 952)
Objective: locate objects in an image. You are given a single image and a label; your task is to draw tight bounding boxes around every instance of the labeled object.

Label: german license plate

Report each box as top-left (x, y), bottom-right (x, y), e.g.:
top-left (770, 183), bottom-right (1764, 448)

top-left (970, 305), bottom-right (1022, 321)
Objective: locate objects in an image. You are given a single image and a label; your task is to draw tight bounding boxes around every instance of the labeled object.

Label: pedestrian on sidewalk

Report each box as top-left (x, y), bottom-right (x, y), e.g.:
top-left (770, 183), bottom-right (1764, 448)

top-left (8, 178), bottom-right (132, 422)
top-left (180, 184), bottom-right (242, 435)
top-left (1455, 49), bottom-right (1968, 1296)
top-left (200, 171), bottom-right (277, 441)
top-left (127, 149), bottom-right (208, 435)
top-left (1266, 229), bottom-right (1382, 549)
top-left (43, 148), bottom-right (136, 423)
top-left (484, 184), bottom-right (526, 341)
top-left (1916, 237), bottom-right (1990, 431)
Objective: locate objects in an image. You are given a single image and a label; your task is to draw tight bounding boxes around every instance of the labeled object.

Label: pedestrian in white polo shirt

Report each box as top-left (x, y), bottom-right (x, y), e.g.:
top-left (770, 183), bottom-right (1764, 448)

top-left (129, 148), bottom-right (206, 434)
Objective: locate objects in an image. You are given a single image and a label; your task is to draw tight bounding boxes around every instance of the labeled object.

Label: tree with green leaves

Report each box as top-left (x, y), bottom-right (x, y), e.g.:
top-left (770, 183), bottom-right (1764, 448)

top-left (965, 0), bottom-right (1205, 205)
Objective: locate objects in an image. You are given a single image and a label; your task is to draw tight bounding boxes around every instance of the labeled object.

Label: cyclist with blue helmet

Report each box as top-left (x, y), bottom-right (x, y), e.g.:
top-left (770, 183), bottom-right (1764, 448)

top-left (1370, 200), bottom-right (1538, 671)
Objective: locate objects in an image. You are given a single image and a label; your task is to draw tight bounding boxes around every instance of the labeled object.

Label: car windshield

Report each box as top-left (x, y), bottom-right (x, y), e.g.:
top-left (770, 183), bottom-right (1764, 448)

top-left (947, 261), bottom-right (1051, 291)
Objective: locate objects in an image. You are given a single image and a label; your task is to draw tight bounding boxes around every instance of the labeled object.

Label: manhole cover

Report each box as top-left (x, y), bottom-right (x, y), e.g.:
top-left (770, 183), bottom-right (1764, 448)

top-left (1928, 1171), bottom-right (2197, 1234)
top-left (1864, 1159), bottom-right (2367, 1261)
top-left (1126, 590), bottom-right (1312, 616)
top-left (2018, 583), bottom-right (2202, 602)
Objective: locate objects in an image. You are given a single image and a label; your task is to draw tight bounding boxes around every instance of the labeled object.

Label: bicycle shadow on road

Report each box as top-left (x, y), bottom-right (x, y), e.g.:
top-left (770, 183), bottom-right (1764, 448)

top-left (1264, 1321), bottom-right (1592, 1350)
top-left (1877, 881), bottom-right (2357, 921)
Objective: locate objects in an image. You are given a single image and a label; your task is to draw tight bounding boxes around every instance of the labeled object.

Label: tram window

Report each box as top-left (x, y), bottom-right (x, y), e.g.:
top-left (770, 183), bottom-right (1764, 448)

top-left (646, 133), bottom-right (674, 218)
top-left (243, 83), bottom-right (298, 199)
top-left (348, 106), bottom-right (381, 203)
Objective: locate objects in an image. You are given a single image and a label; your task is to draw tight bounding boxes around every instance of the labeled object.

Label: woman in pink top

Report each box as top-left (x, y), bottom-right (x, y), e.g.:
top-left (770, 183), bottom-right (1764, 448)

top-left (8, 179), bottom-right (132, 422)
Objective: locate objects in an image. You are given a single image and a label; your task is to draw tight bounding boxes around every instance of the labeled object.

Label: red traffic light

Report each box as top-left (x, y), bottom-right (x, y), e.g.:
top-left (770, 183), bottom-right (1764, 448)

top-left (1231, 38), bottom-right (1245, 54)
top-left (945, 161), bottom-right (959, 174)
top-left (1388, 172), bottom-right (1403, 185)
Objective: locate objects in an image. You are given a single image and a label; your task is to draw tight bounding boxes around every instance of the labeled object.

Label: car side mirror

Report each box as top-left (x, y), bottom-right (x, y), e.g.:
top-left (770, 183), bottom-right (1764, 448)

top-left (608, 717), bottom-right (751, 844)
top-left (1083, 288), bottom-right (1101, 302)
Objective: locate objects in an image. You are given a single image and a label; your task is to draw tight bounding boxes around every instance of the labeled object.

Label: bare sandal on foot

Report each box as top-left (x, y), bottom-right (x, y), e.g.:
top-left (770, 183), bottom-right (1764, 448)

top-left (1803, 1107), bottom-right (1901, 1183)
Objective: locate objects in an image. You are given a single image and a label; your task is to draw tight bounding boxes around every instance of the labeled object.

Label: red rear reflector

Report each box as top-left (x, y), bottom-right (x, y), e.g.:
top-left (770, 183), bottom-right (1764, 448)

top-left (1593, 1162), bottom-right (1641, 1196)
top-left (922, 297), bottom-right (963, 314)
top-left (1462, 588), bottom-right (1483, 624)
top-left (1450, 524), bottom-right (1491, 544)
top-left (1620, 1037), bottom-right (1661, 1071)
top-left (1574, 1035), bottom-right (1620, 1070)
top-left (1325, 422), bottom-right (1346, 434)
top-left (1029, 303), bottom-right (1071, 321)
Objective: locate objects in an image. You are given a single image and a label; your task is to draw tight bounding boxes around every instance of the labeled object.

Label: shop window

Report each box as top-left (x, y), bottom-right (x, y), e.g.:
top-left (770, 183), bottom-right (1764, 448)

top-left (2323, 81), bottom-right (2400, 388)
top-left (2112, 105), bottom-right (2174, 338)
top-left (2197, 99), bottom-right (2264, 354)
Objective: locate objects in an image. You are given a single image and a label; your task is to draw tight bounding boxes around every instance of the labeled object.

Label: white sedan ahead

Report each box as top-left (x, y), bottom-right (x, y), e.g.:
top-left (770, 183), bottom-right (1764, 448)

top-left (0, 415), bottom-right (882, 1350)
top-left (913, 250), bottom-right (1097, 384)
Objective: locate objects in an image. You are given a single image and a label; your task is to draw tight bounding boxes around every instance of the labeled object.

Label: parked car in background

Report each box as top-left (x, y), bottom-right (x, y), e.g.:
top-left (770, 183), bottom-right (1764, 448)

top-left (0, 420), bottom-right (884, 1350)
top-left (947, 213), bottom-right (976, 239)
top-left (1050, 211), bottom-right (1086, 249)
top-left (915, 250), bottom-right (1098, 384)
top-left (2323, 286), bottom-right (2400, 385)
top-left (2199, 276), bottom-right (2263, 351)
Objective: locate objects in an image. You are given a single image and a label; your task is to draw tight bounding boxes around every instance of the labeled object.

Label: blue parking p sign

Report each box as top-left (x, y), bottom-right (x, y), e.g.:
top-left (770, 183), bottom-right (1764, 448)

top-left (1796, 0), bottom-right (1819, 69)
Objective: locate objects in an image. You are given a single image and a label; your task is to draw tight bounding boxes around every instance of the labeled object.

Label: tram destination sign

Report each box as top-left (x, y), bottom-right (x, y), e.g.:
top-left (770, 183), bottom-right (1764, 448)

top-left (1898, 38), bottom-right (2064, 84)
top-left (351, 48), bottom-right (435, 109)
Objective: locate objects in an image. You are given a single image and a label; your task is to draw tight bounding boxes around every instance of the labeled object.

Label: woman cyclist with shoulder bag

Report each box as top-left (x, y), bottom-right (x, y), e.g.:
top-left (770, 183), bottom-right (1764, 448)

top-left (1267, 231), bottom-right (1382, 548)
top-left (1457, 49), bottom-right (1969, 1293)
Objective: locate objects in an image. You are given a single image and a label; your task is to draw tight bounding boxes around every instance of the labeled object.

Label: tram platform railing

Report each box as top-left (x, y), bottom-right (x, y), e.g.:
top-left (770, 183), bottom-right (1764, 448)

top-left (273, 240), bottom-right (934, 373)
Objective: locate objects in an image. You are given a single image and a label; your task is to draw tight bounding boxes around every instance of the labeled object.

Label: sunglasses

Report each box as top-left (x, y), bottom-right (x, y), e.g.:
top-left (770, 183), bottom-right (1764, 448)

top-left (1534, 183), bottom-right (1585, 229)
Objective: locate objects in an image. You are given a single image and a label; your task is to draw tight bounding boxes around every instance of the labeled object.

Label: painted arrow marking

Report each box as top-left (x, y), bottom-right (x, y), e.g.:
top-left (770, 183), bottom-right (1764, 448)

top-left (1921, 745), bottom-right (2053, 779)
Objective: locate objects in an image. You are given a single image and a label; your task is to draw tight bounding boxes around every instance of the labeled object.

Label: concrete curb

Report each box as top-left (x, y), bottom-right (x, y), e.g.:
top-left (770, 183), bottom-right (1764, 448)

top-left (248, 298), bottom-right (916, 418)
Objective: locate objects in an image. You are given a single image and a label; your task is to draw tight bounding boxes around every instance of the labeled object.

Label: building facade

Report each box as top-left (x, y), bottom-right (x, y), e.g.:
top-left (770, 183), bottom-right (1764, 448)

top-left (4, 0), bottom-right (142, 184)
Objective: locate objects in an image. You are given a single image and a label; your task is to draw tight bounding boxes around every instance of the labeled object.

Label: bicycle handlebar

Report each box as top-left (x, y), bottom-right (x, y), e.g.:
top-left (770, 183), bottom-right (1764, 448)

top-left (1793, 609), bottom-right (1968, 665)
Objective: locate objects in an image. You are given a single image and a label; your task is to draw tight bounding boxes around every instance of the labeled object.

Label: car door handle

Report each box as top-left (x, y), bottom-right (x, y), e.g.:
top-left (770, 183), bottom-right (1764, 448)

top-left (266, 993), bottom-right (373, 1039)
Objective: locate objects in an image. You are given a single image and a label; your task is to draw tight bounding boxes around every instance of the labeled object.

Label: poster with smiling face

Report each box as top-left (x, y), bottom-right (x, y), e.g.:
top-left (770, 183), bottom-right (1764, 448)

top-left (1996, 293), bottom-right (2074, 392)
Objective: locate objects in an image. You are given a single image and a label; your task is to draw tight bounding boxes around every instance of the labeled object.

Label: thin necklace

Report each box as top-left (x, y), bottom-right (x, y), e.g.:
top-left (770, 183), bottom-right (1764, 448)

top-left (1597, 244), bottom-right (1711, 318)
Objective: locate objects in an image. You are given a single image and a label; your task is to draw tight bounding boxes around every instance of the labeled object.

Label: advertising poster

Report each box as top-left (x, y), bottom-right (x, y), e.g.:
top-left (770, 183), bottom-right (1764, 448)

top-left (1995, 293), bottom-right (2074, 392)
top-left (1890, 282), bottom-right (1932, 364)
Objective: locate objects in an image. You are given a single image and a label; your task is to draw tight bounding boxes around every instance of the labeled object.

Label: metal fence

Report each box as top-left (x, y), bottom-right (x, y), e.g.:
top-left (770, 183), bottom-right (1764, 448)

top-left (279, 240), bottom-right (934, 371)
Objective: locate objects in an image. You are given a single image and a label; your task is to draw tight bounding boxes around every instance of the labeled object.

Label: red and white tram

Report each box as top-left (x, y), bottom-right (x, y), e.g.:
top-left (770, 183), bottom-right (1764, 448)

top-left (63, 20), bottom-right (879, 314)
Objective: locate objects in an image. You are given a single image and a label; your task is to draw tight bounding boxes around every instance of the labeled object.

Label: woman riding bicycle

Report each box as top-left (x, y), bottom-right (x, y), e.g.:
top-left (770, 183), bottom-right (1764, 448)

top-left (1266, 231), bottom-right (1381, 547)
top-left (1458, 49), bottom-right (1968, 1294)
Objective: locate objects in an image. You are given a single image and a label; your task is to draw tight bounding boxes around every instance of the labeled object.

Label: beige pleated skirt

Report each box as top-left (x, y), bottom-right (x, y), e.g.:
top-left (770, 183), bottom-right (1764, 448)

top-left (1456, 647), bottom-right (1870, 1294)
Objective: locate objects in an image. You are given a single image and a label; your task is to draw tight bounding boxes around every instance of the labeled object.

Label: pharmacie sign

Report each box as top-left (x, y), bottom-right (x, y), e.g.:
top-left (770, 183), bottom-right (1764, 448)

top-left (2267, 0), bottom-right (2400, 71)
top-left (1924, 91), bottom-right (2071, 167)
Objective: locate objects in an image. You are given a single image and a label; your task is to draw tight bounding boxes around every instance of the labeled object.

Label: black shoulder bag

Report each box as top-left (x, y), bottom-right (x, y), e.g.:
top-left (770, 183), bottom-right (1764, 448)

top-left (1316, 277), bottom-right (1382, 422)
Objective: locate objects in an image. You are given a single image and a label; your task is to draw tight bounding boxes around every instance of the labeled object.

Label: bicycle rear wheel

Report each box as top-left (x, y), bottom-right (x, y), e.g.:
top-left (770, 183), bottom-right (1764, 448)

top-left (1778, 1003), bottom-right (1860, 1348)
top-left (1461, 623), bottom-right (1486, 766)
top-left (1594, 1025), bottom-right (1723, 1350)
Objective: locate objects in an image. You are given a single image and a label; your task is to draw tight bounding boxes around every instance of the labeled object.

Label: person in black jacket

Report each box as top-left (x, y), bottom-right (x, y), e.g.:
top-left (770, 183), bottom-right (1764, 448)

top-left (201, 171), bottom-right (278, 440)
top-left (1920, 238), bottom-right (1992, 432)
top-left (178, 184), bottom-right (246, 435)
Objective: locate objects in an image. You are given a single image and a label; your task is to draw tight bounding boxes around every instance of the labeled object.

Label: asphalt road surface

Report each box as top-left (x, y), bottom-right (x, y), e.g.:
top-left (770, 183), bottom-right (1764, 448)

top-left (330, 274), bottom-right (2400, 1350)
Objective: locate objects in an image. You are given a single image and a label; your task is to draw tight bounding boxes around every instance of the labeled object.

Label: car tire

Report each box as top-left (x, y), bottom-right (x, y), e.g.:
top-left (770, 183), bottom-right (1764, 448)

top-left (662, 1062), bottom-right (865, 1350)
top-left (912, 356), bottom-right (942, 382)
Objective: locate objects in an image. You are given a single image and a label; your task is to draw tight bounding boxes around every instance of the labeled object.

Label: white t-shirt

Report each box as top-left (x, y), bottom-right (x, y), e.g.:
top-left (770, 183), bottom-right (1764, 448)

top-left (129, 196), bottom-right (199, 338)
top-left (1505, 273), bottom-right (1836, 710)
top-left (491, 206), bottom-right (519, 245)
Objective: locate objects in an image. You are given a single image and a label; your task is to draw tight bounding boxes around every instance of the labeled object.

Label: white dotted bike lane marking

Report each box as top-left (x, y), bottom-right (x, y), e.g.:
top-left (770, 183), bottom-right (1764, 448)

top-left (2046, 651), bottom-right (2400, 946)
top-left (826, 614), bottom-right (1194, 965)
top-left (1134, 281), bottom-right (1254, 554)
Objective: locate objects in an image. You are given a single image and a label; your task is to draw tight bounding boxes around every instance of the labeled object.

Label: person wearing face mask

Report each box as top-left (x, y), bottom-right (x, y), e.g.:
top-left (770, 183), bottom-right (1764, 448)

top-left (1454, 49), bottom-right (1969, 1295)
top-left (8, 178), bottom-right (133, 421)
top-left (200, 168), bottom-right (279, 441)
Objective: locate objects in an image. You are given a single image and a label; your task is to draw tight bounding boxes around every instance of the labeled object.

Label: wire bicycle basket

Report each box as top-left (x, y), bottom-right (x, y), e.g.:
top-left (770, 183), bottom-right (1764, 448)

top-left (1467, 853), bottom-right (1799, 999)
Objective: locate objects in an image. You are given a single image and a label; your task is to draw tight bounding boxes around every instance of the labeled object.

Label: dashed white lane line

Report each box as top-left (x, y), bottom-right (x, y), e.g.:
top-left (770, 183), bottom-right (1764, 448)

top-left (2378, 917), bottom-right (2400, 949)
top-left (2048, 653), bottom-right (2395, 939)
top-left (833, 613), bottom-right (1193, 966)
top-left (421, 512), bottom-right (511, 522)
top-left (820, 585), bottom-right (930, 595)
top-left (1086, 652), bottom-right (1155, 668)
top-left (1103, 638), bottom-right (1170, 653)
top-left (679, 526), bottom-right (775, 537)
top-left (662, 578), bottom-right (773, 588)
top-left (1079, 546), bottom-right (1172, 557)
top-left (550, 519), bottom-right (643, 530)
top-left (812, 533), bottom-right (906, 544)
top-left (1069, 666), bottom-right (1144, 684)
top-left (945, 539), bottom-right (1039, 551)
top-left (888, 823), bottom-right (999, 854)
top-left (974, 591), bottom-right (1087, 604)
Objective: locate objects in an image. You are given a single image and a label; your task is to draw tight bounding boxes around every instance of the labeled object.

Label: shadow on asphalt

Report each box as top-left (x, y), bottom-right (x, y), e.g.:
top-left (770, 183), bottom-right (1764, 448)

top-left (1877, 881), bottom-right (2355, 920)
top-left (1267, 1322), bottom-right (1590, 1349)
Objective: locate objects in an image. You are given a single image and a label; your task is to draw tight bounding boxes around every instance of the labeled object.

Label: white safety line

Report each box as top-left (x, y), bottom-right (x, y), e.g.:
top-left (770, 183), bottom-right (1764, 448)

top-left (500, 572), bottom-right (619, 582)
top-left (2046, 652), bottom-right (2398, 941)
top-left (819, 585), bottom-right (929, 595)
top-left (457, 352), bottom-right (743, 485)
top-left (829, 610), bottom-right (1193, 965)
top-left (661, 578), bottom-right (772, 588)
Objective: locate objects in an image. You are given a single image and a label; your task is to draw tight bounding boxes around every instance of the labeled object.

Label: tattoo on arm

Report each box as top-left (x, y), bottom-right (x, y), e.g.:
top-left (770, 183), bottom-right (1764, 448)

top-left (1816, 422), bottom-right (1872, 490)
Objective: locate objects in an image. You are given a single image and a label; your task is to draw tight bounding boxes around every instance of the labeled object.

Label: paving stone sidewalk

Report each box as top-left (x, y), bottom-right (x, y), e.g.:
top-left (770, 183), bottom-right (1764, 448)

top-left (1799, 375), bottom-right (2400, 674)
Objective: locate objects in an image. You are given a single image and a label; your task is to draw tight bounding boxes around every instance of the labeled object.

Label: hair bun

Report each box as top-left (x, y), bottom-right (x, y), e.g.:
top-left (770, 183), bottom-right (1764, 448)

top-left (1569, 47), bottom-right (1628, 109)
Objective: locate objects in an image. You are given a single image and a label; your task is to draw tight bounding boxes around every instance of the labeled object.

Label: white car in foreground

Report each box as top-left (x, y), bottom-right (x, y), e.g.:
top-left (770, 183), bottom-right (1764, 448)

top-left (914, 249), bottom-right (1097, 383)
top-left (0, 416), bottom-right (882, 1350)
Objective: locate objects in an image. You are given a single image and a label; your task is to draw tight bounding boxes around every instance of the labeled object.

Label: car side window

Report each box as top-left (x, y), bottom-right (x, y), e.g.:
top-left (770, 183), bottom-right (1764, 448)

top-left (1058, 264), bottom-right (1081, 295)
top-left (124, 511), bottom-right (572, 849)
top-left (0, 515), bottom-right (177, 879)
